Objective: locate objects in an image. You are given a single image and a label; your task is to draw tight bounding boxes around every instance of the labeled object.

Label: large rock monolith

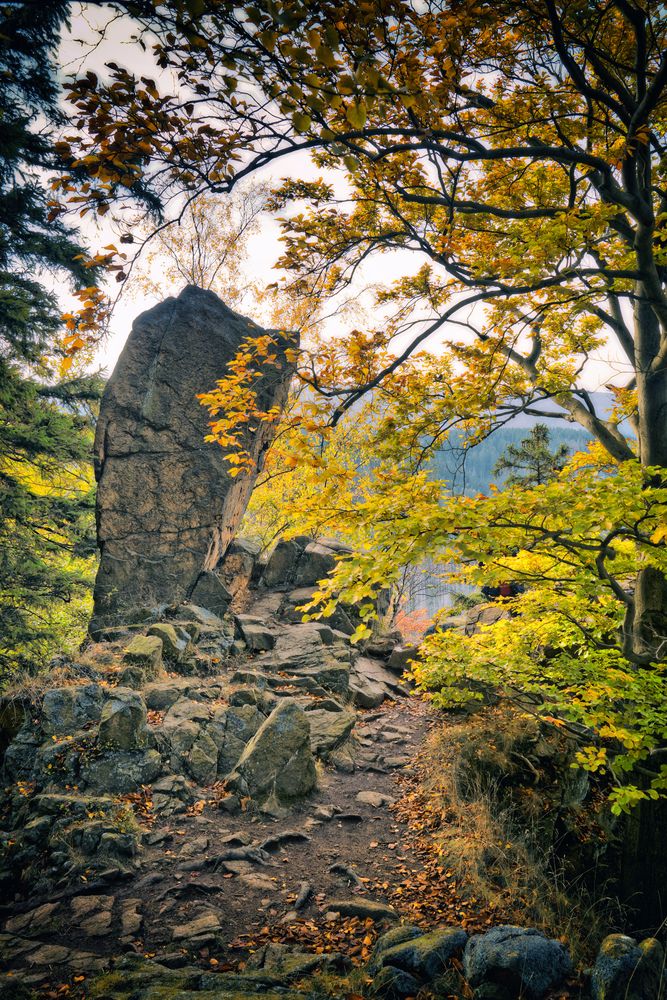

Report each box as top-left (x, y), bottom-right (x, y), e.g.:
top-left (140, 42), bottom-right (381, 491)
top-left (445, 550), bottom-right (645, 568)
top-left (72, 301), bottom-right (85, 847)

top-left (91, 285), bottom-right (295, 632)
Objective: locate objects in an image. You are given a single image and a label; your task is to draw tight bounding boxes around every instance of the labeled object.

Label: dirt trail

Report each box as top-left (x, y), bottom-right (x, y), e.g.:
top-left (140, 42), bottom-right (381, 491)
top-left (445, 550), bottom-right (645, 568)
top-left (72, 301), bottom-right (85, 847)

top-left (1, 645), bottom-right (445, 992)
top-left (119, 699), bottom-right (436, 965)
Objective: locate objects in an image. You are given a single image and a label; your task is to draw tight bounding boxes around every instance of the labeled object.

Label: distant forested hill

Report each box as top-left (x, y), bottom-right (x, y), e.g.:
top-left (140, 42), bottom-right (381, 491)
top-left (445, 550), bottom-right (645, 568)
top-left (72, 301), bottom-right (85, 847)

top-left (431, 426), bottom-right (592, 497)
top-left (398, 425), bottom-right (592, 617)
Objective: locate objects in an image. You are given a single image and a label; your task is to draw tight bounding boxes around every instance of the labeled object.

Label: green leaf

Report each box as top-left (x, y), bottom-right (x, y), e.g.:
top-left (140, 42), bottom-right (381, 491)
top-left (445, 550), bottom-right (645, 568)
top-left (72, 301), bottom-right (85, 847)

top-left (292, 112), bottom-right (312, 133)
top-left (346, 100), bottom-right (367, 129)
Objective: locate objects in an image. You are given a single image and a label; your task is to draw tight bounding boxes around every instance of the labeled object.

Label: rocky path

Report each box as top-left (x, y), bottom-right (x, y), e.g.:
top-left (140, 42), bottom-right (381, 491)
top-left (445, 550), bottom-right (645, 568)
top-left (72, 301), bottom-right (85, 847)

top-left (0, 537), bottom-right (443, 996)
top-left (96, 700), bottom-right (433, 962)
top-left (1, 539), bottom-right (596, 1000)
top-left (2, 699), bottom-right (437, 995)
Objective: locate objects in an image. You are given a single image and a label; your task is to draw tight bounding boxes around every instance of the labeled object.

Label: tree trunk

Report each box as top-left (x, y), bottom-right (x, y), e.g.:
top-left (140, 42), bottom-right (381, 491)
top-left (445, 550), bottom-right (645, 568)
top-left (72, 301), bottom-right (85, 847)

top-left (621, 781), bottom-right (667, 933)
top-left (633, 294), bottom-right (667, 658)
top-left (620, 292), bottom-right (667, 929)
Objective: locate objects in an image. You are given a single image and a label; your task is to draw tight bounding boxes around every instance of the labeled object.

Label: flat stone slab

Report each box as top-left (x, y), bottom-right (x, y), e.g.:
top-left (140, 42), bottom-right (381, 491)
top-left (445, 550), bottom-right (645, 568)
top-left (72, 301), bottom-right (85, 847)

top-left (328, 898), bottom-right (398, 922)
top-left (172, 912), bottom-right (221, 941)
top-left (356, 790), bottom-right (395, 807)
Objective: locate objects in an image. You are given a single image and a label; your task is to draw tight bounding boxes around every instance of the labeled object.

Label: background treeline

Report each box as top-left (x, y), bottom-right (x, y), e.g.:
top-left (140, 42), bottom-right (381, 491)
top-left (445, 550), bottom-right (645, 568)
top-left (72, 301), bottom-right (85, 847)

top-left (0, 2), bottom-right (101, 679)
top-left (432, 426), bottom-right (591, 497)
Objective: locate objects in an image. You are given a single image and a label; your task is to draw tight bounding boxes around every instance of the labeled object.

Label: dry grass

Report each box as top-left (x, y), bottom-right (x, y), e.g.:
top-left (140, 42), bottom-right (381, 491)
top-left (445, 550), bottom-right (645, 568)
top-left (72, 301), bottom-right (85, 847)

top-left (414, 704), bottom-right (626, 966)
top-left (0, 643), bottom-right (126, 702)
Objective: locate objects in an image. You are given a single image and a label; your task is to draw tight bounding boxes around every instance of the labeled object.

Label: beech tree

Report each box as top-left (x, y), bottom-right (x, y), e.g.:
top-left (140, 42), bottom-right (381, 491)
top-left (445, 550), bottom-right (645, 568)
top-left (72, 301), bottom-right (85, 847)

top-left (56, 0), bottom-right (667, 920)
top-left (57, 0), bottom-right (666, 655)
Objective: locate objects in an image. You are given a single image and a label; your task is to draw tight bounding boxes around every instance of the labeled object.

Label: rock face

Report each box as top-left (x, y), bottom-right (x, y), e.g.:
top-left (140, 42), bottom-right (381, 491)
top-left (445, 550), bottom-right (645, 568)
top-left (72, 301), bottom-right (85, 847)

top-left (91, 285), bottom-right (295, 631)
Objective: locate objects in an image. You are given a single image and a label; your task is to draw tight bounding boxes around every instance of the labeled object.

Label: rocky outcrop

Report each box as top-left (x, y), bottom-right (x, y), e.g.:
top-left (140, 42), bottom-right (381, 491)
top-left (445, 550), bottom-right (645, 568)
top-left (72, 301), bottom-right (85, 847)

top-left (249, 535), bottom-right (393, 635)
top-left (91, 286), bottom-right (296, 631)
top-left (0, 526), bottom-right (416, 993)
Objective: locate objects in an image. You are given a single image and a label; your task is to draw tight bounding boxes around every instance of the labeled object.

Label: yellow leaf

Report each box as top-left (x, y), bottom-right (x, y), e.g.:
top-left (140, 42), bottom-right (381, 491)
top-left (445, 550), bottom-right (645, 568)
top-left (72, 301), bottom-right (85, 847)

top-left (650, 524), bottom-right (667, 544)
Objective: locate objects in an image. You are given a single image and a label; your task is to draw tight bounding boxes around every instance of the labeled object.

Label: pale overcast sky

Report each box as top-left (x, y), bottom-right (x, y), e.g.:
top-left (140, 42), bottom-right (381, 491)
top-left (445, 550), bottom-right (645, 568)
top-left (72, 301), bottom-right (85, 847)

top-left (58, 4), bottom-right (634, 394)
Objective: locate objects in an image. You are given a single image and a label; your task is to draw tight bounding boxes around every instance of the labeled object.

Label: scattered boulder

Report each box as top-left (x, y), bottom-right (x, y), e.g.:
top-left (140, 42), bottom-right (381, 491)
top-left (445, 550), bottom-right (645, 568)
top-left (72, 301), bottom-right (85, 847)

top-left (349, 673), bottom-right (386, 709)
top-left (591, 934), bottom-right (664, 1000)
top-left (226, 700), bottom-right (317, 806)
top-left (368, 926), bottom-right (424, 975)
top-left (356, 790), bottom-right (395, 807)
top-left (151, 774), bottom-right (195, 815)
top-left (97, 688), bottom-right (149, 750)
top-left (261, 538), bottom-right (307, 589)
top-left (306, 708), bottom-right (356, 755)
top-left (236, 615), bottom-right (276, 652)
top-left (386, 646), bottom-right (419, 674)
top-left (144, 679), bottom-right (191, 711)
top-left (379, 927), bottom-right (468, 979)
top-left (120, 634), bottom-right (164, 687)
top-left (184, 728), bottom-right (218, 786)
top-left (147, 623), bottom-right (192, 662)
top-left (176, 603), bottom-right (226, 629)
top-left (208, 703), bottom-right (265, 775)
top-left (188, 570), bottom-right (233, 618)
top-left (328, 742), bottom-right (357, 773)
top-left (42, 684), bottom-right (104, 736)
top-left (463, 926), bottom-right (572, 1000)
top-left (123, 634), bottom-right (163, 672)
top-left (162, 697), bottom-right (210, 728)
top-left (355, 657), bottom-right (408, 696)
